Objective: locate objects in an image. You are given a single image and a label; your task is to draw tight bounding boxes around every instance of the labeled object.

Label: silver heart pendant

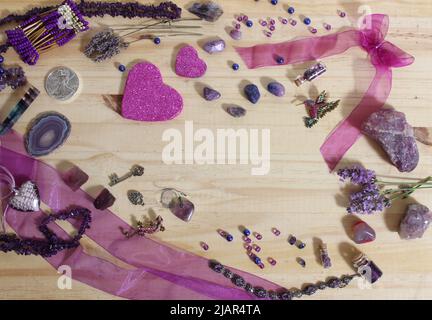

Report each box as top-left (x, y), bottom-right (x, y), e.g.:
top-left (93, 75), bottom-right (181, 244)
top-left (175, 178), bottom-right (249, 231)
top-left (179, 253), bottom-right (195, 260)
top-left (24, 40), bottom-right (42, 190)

top-left (9, 181), bottom-right (40, 212)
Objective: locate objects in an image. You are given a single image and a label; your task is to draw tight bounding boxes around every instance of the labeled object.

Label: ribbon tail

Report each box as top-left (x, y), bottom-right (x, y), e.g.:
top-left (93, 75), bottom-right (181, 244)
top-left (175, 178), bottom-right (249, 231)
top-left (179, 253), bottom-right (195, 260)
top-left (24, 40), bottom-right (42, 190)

top-left (320, 67), bottom-right (393, 171)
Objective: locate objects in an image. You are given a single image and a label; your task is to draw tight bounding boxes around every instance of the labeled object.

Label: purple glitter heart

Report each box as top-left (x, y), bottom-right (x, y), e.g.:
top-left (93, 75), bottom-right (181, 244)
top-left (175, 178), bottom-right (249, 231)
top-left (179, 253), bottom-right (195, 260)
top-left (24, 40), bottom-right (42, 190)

top-left (122, 62), bottom-right (183, 122)
top-left (175, 45), bottom-right (207, 78)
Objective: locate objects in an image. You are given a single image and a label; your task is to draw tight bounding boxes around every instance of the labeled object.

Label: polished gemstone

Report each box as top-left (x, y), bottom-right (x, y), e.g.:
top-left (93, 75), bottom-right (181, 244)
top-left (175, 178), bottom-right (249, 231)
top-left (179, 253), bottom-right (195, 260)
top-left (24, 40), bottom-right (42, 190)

top-left (226, 106), bottom-right (246, 118)
top-left (267, 82), bottom-right (285, 97)
top-left (203, 39), bottom-right (226, 54)
top-left (187, 1), bottom-right (223, 22)
top-left (203, 87), bottom-right (221, 101)
top-left (399, 203), bottom-right (432, 239)
top-left (352, 221), bottom-right (376, 244)
top-left (62, 166), bottom-right (89, 191)
top-left (362, 109), bottom-right (419, 172)
top-left (169, 196), bottom-right (195, 222)
top-left (229, 29), bottom-right (242, 40)
top-left (244, 84), bottom-right (260, 104)
top-left (25, 112), bottom-right (71, 157)
top-left (94, 188), bottom-right (116, 210)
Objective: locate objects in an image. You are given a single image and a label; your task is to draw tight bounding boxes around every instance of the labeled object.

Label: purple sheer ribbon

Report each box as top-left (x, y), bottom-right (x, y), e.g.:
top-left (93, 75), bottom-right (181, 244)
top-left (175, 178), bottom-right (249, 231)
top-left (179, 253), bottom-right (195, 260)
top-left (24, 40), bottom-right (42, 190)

top-left (235, 14), bottom-right (414, 171)
top-left (0, 131), bottom-right (281, 299)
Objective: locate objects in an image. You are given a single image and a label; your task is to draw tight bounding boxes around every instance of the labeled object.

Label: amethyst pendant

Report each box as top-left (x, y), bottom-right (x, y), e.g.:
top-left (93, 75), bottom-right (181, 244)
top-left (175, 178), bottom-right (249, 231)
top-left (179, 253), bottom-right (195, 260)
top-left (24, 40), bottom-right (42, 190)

top-left (9, 181), bottom-right (40, 212)
top-left (25, 112), bottom-right (71, 157)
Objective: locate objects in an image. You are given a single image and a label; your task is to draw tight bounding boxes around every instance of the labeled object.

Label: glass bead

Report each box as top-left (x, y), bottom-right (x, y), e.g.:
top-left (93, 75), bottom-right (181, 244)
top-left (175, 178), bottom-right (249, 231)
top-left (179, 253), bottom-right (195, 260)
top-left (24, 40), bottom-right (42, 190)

top-left (288, 235), bottom-right (296, 245)
top-left (153, 37), bottom-right (161, 44)
top-left (244, 244), bottom-right (252, 251)
top-left (268, 257), bottom-right (277, 266)
top-left (272, 227), bottom-right (281, 236)
top-left (226, 234), bottom-right (234, 242)
top-left (304, 17), bottom-right (311, 25)
top-left (118, 65), bottom-right (126, 72)
top-left (200, 242), bottom-right (209, 250)
top-left (296, 241), bottom-right (306, 249)
top-left (243, 236), bottom-right (252, 243)
top-left (253, 232), bottom-right (262, 240)
top-left (235, 23), bottom-right (241, 29)
top-left (246, 20), bottom-right (253, 27)
top-left (288, 7), bottom-right (295, 14)
top-left (243, 228), bottom-right (251, 236)
top-left (324, 23), bottom-right (332, 31)
top-left (276, 57), bottom-right (284, 64)
top-left (269, 25), bottom-right (275, 31)
top-left (253, 244), bottom-right (261, 253)
top-left (271, 0), bottom-right (278, 5)
top-left (281, 18), bottom-right (288, 25)
top-left (264, 31), bottom-right (272, 37)
top-left (0, 55), bottom-right (4, 63)
top-left (310, 27), bottom-right (318, 34)
top-left (243, 15), bottom-right (249, 22)
top-left (258, 262), bottom-right (265, 269)
top-left (232, 63), bottom-right (240, 70)
top-left (237, 16), bottom-right (243, 22)
top-left (297, 257), bottom-right (306, 268)
top-left (289, 18), bottom-right (297, 26)
top-left (338, 10), bottom-right (346, 18)
top-left (223, 269), bottom-right (234, 279)
top-left (270, 19), bottom-right (276, 25)
top-left (260, 19), bottom-right (268, 26)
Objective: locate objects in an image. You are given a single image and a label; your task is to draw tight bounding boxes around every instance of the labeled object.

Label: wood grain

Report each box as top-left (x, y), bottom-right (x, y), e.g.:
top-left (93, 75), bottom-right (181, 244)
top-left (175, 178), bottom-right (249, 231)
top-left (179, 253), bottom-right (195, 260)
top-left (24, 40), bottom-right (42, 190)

top-left (0, 0), bottom-right (432, 300)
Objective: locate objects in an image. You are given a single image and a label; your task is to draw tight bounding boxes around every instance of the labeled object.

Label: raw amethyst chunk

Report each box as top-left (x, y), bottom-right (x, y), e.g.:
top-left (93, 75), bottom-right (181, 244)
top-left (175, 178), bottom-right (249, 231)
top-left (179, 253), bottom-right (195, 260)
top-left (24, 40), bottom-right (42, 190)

top-left (362, 109), bottom-right (419, 172)
top-left (62, 166), bottom-right (89, 191)
top-left (25, 112), bottom-right (71, 157)
top-left (203, 39), bottom-right (226, 54)
top-left (399, 203), bottom-right (432, 239)
top-left (94, 188), bottom-right (116, 210)
top-left (188, 1), bottom-right (224, 22)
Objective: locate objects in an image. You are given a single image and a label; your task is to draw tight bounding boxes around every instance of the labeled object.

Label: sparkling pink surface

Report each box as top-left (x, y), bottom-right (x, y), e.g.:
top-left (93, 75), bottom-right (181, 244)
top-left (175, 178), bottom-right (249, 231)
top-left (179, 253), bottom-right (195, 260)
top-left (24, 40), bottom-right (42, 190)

top-left (122, 62), bottom-right (183, 122)
top-left (175, 45), bottom-right (207, 78)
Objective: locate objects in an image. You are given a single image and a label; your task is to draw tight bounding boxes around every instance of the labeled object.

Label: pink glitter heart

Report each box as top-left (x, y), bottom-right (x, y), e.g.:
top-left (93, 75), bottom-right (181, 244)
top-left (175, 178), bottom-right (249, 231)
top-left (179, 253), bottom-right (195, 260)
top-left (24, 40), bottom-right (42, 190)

top-left (122, 62), bottom-right (183, 122)
top-left (175, 45), bottom-right (207, 78)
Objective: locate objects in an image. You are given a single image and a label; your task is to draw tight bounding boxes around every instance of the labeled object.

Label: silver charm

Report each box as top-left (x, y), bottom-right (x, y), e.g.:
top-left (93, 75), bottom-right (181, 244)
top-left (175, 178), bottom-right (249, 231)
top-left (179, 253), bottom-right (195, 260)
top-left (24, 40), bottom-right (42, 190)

top-left (109, 165), bottom-right (144, 187)
top-left (45, 67), bottom-right (79, 101)
top-left (127, 190), bottom-right (145, 206)
top-left (9, 181), bottom-right (40, 212)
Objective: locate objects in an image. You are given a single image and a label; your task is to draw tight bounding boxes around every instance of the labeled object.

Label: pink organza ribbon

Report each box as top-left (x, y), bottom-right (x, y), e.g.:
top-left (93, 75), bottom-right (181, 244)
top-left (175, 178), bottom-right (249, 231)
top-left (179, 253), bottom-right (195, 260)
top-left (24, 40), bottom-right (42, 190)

top-left (235, 14), bottom-right (415, 170)
top-left (0, 131), bottom-right (281, 299)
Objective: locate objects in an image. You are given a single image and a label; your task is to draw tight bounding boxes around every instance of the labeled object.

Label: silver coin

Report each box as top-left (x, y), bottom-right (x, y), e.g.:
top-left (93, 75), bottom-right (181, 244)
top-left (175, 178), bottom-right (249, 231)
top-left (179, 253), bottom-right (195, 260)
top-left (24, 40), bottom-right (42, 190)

top-left (45, 67), bottom-right (79, 101)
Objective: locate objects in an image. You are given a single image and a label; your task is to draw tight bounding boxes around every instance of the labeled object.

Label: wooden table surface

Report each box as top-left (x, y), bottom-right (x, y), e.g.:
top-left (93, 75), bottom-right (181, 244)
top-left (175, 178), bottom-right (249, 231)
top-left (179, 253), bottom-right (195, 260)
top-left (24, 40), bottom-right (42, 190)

top-left (0, 0), bottom-right (431, 300)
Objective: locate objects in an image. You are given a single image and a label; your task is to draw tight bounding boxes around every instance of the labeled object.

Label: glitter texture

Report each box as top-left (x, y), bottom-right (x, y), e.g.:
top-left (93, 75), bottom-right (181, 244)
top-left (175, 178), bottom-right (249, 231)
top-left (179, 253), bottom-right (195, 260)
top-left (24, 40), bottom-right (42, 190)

top-left (121, 62), bottom-right (183, 122)
top-left (175, 45), bottom-right (207, 78)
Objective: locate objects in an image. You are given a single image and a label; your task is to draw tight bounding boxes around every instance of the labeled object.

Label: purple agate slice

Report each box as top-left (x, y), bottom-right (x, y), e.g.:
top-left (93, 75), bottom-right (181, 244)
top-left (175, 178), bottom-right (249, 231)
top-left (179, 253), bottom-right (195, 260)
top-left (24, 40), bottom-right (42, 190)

top-left (25, 112), bottom-right (71, 157)
top-left (399, 203), bottom-right (432, 240)
top-left (362, 109), bottom-right (419, 172)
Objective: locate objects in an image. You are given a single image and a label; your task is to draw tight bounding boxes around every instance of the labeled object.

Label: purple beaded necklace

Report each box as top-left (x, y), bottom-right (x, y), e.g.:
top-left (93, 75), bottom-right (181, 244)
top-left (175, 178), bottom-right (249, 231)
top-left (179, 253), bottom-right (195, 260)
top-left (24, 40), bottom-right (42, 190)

top-left (0, 207), bottom-right (91, 257)
top-left (0, 0), bottom-right (182, 65)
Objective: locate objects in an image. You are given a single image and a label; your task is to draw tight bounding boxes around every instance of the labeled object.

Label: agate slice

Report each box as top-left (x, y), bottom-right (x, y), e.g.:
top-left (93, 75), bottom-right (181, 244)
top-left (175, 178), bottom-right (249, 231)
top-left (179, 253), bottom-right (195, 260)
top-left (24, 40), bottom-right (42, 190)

top-left (25, 112), bottom-right (71, 157)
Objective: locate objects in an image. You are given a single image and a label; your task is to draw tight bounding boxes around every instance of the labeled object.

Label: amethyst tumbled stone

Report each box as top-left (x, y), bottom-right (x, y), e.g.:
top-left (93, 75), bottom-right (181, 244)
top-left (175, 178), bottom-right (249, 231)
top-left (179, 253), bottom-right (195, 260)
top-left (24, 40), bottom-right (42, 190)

top-left (203, 39), bottom-right (226, 54)
top-left (267, 82), bottom-right (285, 97)
top-left (25, 112), bottom-right (71, 157)
top-left (362, 109), bottom-right (419, 172)
top-left (203, 87), bottom-right (221, 101)
top-left (399, 203), bottom-right (432, 240)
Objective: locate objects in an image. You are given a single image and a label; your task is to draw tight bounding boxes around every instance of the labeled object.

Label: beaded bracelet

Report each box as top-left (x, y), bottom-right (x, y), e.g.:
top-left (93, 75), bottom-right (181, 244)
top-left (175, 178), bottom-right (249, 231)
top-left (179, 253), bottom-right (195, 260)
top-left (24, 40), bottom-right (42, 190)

top-left (209, 260), bottom-right (360, 300)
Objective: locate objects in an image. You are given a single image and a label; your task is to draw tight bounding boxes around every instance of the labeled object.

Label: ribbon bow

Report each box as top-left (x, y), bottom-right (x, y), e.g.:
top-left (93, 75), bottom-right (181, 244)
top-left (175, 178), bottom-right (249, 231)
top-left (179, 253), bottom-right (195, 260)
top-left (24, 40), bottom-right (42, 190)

top-left (235, 14), bottom-right (414, 170)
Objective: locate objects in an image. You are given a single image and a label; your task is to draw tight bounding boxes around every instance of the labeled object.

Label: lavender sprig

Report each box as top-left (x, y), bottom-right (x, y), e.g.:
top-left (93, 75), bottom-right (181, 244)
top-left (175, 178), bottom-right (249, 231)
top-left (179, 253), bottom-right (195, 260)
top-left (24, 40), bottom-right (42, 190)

top-left (338, 165), bottom-right (431, 215)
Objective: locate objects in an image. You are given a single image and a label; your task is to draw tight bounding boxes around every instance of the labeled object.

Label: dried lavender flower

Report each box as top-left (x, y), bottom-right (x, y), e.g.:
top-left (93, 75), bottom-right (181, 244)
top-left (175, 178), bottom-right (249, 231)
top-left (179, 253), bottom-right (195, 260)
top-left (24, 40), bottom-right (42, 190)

top-left (5, 66), bottom-right (27, 89)
top-left (337, 165), bottom-right (376, 186)
top-left (84, 29), bottom-right (129, 62)
top-left (347, 183), bottom-right (390, 214)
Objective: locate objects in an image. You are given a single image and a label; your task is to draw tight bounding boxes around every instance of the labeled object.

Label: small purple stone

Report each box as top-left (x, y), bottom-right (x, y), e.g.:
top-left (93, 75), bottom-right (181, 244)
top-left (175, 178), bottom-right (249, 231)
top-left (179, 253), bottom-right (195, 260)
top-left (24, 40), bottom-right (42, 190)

top-left (203, 87), bottom-right (221, 101)
top-left (62, 166), bottom-right (89, 191)
top-left (169, 197), bottom-right (195, 222)
top-left (187, 1), bottom-right (224, 22)
top-left (399, 203), bottom-right (432, 240)
top-left (229, 29), bottom-right (242, 40)
top-left (352, 221), bottom-right (376, 244)
top-left (267, 82), bottom-right (285, 97)
top-left (226, 106), bottom-right (246, 118)
top-left (203, 39), bottom-right (226, 54)
top-left (94, 188), bottom-right (116, 210)
top-left (25, 112), bottom-right (71, 157)
top-left (362, 109), bottom-right (419, 172)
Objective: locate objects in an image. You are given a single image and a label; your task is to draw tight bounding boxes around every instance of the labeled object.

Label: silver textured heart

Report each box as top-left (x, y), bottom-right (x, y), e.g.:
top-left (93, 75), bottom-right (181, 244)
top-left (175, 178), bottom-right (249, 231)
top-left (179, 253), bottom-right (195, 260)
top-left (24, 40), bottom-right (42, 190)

top-left (9, 181), bottom-right (40, 212)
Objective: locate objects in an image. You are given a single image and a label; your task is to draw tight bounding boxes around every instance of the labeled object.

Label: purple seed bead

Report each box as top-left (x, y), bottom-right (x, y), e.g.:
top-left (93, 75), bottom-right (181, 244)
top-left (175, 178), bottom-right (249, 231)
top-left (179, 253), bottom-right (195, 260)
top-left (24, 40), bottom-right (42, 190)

top-left (288, 235), bottom-right (296, 245)
top-left (324, 23), bottom-right (332, 31)
top-left (243, 15), bottom-right (249, 22)
top-left (289, 18), bottom-right (297, 26)
top-left (254, 232), bottom-right (262, 240)
top-left (245, 244), bottom-right (252, 251)
top-left (272, 228), bottom-right (281, 236)
top-left (268, 257), bottom-right (277, 266)
top-left (235, 23), bottom-right (241, 29)
top-left (264, 31), bottom-right (272, 37)
top-left (253, 244), bottom-right (261, 253)
top-left (281, 18), bottom-right (288, 25)
top-left (310, 27), bottom-right (318, 34)
top-left (269, 25), bottom-right (276, 31)
top-left (201, 242), bottom-right (209, 251)
top-left (258, 262), bottom-right (265, 269)
top-left (260, 19), bottom-right (267, 26)
top-left (237, 16), bottom-right (243, 22)
top-left (338, 10), bottom-right (346, 18)
top-left (270, 19), bottom-right (276, 25)
top-left (243, 236), bottom-right (252, 243)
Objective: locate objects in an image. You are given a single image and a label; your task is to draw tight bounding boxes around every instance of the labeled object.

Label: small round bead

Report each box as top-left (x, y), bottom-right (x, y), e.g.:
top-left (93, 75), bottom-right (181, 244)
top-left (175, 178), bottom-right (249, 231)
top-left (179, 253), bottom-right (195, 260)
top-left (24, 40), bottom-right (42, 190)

top-left (297, 257), bottom-right (306, 268)
top-left (0, 55), bottom-right (4, 63)
top-left (272, 227), bottom-right (281, 236)
top-left (118, 64), bottom-right (126, 72)
top-left (153, 37), bottom-right (161, 45)
top-left (309, 27), bottom-right (318, 34)
top-left (260, 19), bottom-right (268, 26)
top-left (226, 234), bottom-right (234, 242)
top-left (243, 236), bottom-right (252, 243)
top-left (281, 18), bottom-right (288, 25)
top-left (253, 232), bottom-right (262, 240)
top-left (235, 23), bottom-right (241, 29)
top-left (237, 16), bottom-right (244, 22)
top-left (270, 0), bottom-right (278, 5)
top-left (324, 23), bottom-right (332, 31)
top-left (200, 242), bottom-right (209, 250)
top-left (338, 10), bottom-right (347, 18)
top-left (304, 17), bottom-right (311, 25)
top-left (276, 56), bottom-right (284, 64)
top-left (288, 235), bottom-right (297, 245)
top-left (254, 256), bottom-right (261, 264)
top-left (264, 31), bottom-right (272, 37)
top-left (243, 15), bottom-right (249, 22)
top-left (288, 7), bottom-right (295, 14)
top-left (253, 244), bottom-right (261, 253)
top-left (297, 241), bottom-right (306, 249)
top-left (246, 20), bottom-right (253, 28)
top-left (269, 25), bottom-right (275, 31)
top-left (232, 63), bottom-right (239, 70)
top-left (243, 228), bottom-right (251, 236)
top-left (244, 244), bottom-right (252, 251)
top-left (258, 262), bottom-right (265, 269)
top-left (289, 18), bottom-right (297, 26)
top-left (268, 257), bottom-right (277, 266)
top-left (269, 19), bottom-right (276, 25)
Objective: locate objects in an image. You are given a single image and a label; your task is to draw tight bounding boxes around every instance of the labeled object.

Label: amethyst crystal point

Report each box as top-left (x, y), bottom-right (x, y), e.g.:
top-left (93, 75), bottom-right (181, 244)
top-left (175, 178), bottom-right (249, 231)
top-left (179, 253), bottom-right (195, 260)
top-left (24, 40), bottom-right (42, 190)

top-left (203, 39), bottom-right (226, 54)
top-left (62, 166), bottom-right (89, 191)
top-left (169, 196), bottom-right (195, 222)
top-left (203, 87), bottom-right (221, 101)
top-left (25, 112), bottom-right (71, 157)
top-left (94, 188), bottom-right (116, 210)
top-left (188, 1), bottom-right (224, 22)
top-left (399, 203), bottom-right (432, 240)
top-left (362, 109), bottom-right (419, 172)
